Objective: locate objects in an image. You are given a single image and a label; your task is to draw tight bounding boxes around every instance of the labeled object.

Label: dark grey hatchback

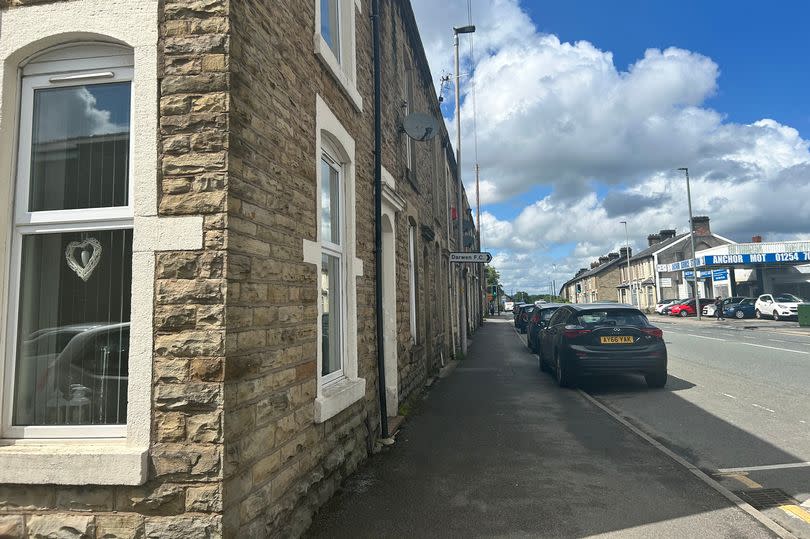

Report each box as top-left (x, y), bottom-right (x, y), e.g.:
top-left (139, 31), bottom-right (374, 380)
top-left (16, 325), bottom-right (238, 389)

top-left (538, 303), bottom-right (667, 389)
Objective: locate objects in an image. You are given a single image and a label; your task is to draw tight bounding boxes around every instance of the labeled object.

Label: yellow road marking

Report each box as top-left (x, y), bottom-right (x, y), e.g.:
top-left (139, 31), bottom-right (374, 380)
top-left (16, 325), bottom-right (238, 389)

top-left (724, 473), bottom-right (763, 489)
top-left (780, 504), bottom-right (810, 524)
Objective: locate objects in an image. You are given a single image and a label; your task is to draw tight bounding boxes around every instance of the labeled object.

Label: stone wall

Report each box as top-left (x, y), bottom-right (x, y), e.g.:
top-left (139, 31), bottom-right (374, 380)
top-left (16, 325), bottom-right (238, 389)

top-left (0, 0), bottom-right (229, 537)
top-left (0, 0), bottom-right (469, 537)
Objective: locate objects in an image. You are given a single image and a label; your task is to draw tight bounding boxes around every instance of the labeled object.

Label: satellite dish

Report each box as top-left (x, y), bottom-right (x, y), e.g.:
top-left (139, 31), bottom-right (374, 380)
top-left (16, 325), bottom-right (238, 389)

top-left (403, 112), bottom-right (439, 141)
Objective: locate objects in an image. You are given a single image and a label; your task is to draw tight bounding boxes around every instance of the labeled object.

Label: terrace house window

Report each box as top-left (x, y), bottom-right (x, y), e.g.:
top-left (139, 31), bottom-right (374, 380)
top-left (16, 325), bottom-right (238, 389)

top-left (315, 0), bottom-right (362, 110)
top-left (4, 46), bottom-right (133, 439)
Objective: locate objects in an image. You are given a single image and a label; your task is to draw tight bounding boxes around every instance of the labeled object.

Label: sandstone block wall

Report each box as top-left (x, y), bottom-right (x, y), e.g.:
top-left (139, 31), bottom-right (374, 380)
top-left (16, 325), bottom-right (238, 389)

top-left (0, 0), bottom-right (472, 537)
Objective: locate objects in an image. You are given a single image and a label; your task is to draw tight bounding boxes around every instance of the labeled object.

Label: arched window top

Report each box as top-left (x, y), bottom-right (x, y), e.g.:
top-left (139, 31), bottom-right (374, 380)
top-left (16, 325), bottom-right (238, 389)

top-left (23, 42), bottom-right (133, 77)
top-left (321, 130), bottom-right (349, 165)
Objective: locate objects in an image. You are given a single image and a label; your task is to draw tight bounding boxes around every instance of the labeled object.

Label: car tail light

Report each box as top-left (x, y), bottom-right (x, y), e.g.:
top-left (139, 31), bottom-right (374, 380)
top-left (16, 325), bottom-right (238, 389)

top-left (563, 325), bottom-right (592, 338)
top-left (640, 327), bottom-right (663, 338)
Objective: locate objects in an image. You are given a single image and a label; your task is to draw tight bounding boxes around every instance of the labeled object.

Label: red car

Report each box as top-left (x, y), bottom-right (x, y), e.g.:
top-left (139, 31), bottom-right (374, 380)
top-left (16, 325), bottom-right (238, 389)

top-left (669, 298), bottom-right (714, 317)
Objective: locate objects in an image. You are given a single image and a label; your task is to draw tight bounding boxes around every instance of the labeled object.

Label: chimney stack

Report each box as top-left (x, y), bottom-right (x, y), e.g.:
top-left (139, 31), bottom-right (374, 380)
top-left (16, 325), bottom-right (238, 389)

top-left (608, 252), bottom-right (620, 260)
top-left (659, 229), bottom-right (676, 240)
top-left (590, 261), bottom-right (599, 269)
top-left (752, 235), bottom-right (762, 243)
top-left (691, 216), bottom-right (711, 236)
top-left (619, 246), bottom-right (632, 258)
top-left (647, 233), bottom-right (661, 247)
top-left (599, 255), bottom-right (609, 264)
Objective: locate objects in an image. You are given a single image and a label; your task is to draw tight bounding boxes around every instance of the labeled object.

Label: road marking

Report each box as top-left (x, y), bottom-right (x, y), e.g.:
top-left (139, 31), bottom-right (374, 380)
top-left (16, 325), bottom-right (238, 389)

top-left (722, 393), bottom-right (737, 400)
top-left (739, 342), bottom-right (809, 355)
top-left (780, 505), bottom-right (810, 525)
top-left (751, 403), bottom-right (776, 413)
top-left (722, 473), bottom-right (763, 489)
top-left (578, 391), bottom-right (794, 538)
top-left (718, 462), bottom-right (810, 473)
top-left (685, 333), bottom-right (726, 341)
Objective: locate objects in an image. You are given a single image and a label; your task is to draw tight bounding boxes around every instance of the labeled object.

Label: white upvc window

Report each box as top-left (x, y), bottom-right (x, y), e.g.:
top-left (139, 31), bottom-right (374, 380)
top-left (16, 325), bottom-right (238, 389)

top-left (404, 60), bottom-right (415, 177)
top-left (3, 49), bottom-right (134, 440)
top-left (306, 95), bottom-right (364, 424)
top-left (320, 146), bottom-right (345, 385)
top-left (408, 223), bottom-right (417, 343)
top-left (314, 0), bottom-right (363, 111)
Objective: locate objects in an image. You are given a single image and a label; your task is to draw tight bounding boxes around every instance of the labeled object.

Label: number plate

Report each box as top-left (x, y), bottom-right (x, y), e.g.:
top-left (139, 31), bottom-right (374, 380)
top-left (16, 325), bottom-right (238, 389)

top-left (600, 336), bottom-right (634, 344)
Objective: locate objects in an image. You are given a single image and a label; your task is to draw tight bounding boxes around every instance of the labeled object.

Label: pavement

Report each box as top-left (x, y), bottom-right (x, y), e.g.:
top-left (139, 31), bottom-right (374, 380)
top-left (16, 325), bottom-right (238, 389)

top-left (652, 312), bottom-right (810, 337)
top-left (306, 315), bottom-right (780, 538)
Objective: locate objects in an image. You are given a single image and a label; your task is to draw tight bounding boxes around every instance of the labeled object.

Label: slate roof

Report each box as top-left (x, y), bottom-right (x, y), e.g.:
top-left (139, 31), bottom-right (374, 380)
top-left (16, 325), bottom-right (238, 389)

top-left (629, 233), bottom-right (689, 262)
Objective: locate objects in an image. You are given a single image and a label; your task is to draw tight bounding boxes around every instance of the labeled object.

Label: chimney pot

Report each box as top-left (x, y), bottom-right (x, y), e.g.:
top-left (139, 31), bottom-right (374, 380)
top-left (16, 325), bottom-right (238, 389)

top-left (647, 233), bottom-right (662, 246)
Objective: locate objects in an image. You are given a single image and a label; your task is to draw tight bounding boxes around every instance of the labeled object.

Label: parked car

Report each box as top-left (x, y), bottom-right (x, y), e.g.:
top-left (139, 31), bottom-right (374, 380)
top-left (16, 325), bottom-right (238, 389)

top-left (660, 299), bottom-right (687, 316)
top-left (515, 304), bottom-right (535, 333)
top-left (723, 297), bottom-right (756, 319)
top-left (668, 298), bottom-right (713, 317)
top-left (655, 299), bottom-right (681, 314)
top-left (702, 296), bottom-right (748, 317)
top-left (754, 293), bottom-right (807, 321)
top-left (527, 303), bottom-right (563, 353)
top-left (538, 303), bottom-right (667, 389)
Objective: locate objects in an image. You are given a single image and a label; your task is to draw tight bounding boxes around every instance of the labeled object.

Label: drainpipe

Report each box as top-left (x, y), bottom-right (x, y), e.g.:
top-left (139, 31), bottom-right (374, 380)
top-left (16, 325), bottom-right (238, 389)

top-left (372, 0), bottom-right (388, 438)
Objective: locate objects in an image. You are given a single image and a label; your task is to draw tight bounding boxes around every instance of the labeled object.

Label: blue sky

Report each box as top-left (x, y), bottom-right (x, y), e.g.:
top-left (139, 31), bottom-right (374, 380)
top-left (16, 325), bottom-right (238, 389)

top-left (413, 0), bottom-right (810, 294)
top-left (529, 0), bottom-right (810, 136)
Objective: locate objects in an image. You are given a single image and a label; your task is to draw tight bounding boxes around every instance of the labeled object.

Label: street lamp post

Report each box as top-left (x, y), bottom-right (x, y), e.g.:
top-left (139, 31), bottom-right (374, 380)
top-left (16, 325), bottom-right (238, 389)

top-left (678, 167), bottom-right (702, 321)
top-left (454, 24), bottom-right (475, 355)
top-left (620, 221), bottom-right (634, 306)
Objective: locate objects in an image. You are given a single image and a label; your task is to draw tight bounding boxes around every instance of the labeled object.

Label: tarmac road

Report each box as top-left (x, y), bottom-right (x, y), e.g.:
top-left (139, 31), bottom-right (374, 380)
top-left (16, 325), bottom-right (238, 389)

top-left (584, 316), bottom-right (810, 537)
top-left (307, 316), bottom-right (779, 538)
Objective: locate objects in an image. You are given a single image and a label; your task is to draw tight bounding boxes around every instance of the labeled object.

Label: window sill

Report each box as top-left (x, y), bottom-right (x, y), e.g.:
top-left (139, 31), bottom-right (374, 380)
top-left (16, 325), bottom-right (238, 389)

top-left (313, 34), bottom-right (363, 112)
top-left (314, 376), bottom-right (366, 423)
top-left (0, 440), bottom-right (147, 485)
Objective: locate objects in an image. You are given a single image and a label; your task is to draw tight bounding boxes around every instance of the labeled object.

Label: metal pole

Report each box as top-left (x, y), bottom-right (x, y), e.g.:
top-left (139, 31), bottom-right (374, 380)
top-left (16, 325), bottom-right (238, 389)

top-left (454, 31), bottom-right (467, 355)
top-left (372, 0), bottom-right (388, 437)
top-left (621, 221), bottom-right (633, 306)
top-left (476, 163), bottom-right (484, 324)
top-left (680, 167), bottom-right (702, 320)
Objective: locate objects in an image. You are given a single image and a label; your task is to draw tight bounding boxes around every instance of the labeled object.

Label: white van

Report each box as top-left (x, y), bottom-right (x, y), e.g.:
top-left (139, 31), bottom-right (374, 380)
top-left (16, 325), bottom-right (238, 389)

top-left (504, 301), bottom-right (515, 312)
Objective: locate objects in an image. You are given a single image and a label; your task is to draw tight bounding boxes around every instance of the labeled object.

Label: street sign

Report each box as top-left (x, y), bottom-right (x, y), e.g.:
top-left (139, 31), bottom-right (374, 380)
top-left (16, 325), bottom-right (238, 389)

top-left (450, 252), bottom-right (492, 263)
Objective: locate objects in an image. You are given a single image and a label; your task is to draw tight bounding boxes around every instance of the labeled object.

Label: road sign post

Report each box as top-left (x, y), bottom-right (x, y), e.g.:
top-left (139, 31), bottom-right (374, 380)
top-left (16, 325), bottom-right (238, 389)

top-left (450, 252), bottom-right (492, 264)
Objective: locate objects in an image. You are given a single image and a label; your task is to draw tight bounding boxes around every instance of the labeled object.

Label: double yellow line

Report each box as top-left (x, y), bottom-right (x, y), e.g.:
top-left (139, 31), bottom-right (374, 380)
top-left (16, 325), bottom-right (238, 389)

top-left (722, 473), bottom-right (810, 525)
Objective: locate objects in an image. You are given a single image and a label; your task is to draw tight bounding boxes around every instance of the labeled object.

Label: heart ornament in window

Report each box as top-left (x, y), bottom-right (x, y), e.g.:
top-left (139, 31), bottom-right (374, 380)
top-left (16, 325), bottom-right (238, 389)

top-left (65, 237), bottom-right (103, 282)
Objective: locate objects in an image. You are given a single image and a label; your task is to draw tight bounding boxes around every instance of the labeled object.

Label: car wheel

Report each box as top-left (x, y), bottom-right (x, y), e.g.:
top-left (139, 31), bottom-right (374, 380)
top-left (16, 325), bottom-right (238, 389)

top-left (555, 349), bottom-right (575, 388)
top-left (645, 371), bottom-right (667, 389)
top-left (755, 309), bottom-right (762, 319)
top-left (679, 310), bottom-right (688, 317)
top-left (735, 310), bottom-right (745, 319)
top-left (773, 311), bottom-right (781, 321)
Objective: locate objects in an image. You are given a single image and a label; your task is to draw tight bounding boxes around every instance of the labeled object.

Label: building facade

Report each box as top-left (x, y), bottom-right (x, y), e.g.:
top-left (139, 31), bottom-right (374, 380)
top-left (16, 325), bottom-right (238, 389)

top-left (0, 0), bottom-right (476, 537)
top-left (560, 249), bottom-right (628, 304)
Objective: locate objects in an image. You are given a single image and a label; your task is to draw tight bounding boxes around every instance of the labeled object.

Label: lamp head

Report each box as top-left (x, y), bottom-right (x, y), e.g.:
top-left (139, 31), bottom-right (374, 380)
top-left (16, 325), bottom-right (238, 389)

top-left (677, 167), bottom-right (688, 171)
top-left (453, 25), bottom-right (476, 34)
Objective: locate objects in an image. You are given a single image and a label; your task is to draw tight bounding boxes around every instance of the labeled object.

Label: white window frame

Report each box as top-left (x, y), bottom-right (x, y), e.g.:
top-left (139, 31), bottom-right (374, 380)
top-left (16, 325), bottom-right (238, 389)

top-left (303, 95), bottom-right (364, 424)
top-left (3, 54), bottom-right (135, 440)
top-left (0, 0), bottom-right (203, 485)
top-left (408, 223), bottom-right (417, 343)
top-left (313, 0), bottom-right (363, 111)
top-left (404, 60), bottom-right (415, 176)
top-left (319, 147), bottom-right (346, 386)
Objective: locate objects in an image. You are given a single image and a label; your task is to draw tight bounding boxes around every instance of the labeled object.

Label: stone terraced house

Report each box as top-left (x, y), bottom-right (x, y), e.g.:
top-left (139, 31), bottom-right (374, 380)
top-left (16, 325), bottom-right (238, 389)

top-left (0, 0), bottom-right (479, 536)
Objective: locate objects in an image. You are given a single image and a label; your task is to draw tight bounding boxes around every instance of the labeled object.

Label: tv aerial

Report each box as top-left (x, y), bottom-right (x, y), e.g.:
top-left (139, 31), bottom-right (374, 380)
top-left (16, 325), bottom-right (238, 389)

top-left (402, 112), bottom-right (439, 142)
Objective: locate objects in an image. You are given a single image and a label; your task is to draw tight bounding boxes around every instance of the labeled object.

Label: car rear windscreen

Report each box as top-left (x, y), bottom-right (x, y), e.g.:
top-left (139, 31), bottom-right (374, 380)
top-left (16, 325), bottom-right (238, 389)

top-left (576, 309), bottom-right (649, 327)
